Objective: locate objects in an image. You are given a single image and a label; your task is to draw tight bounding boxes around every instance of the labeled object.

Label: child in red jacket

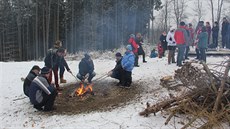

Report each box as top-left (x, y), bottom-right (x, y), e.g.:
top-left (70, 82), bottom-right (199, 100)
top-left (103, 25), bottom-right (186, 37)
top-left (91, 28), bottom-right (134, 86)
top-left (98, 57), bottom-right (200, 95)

top-left (157, 42), bottom-right (163, 58)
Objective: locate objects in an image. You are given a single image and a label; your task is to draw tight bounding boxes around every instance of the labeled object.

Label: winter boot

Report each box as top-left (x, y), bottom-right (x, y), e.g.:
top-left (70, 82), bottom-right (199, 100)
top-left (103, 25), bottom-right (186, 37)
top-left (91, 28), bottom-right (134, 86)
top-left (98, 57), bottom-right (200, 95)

top-left (60, 77), bottom-right (66, 83)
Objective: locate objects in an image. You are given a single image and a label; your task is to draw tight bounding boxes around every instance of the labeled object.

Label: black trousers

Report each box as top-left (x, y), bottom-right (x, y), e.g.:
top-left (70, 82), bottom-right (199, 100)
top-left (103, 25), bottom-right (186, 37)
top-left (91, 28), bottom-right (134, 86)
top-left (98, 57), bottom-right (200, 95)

top-left (34, 89), bottom-right (57, 111)
top-left (121, 70), bottom-right (132, 86)
top-left (195, 48), bottom-right (200, 59)
top-left (134, 53), bottom-right (139, 66)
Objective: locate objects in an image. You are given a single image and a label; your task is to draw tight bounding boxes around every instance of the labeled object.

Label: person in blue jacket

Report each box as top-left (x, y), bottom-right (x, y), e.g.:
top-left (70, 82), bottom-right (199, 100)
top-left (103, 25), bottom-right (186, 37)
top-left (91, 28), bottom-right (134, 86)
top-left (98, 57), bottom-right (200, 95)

top-left (77, 54), bottom-right (96, 83)
top-left (29, 67), bottom-right (57, 111)
top-left (121, 45), bottom-right (135, 88)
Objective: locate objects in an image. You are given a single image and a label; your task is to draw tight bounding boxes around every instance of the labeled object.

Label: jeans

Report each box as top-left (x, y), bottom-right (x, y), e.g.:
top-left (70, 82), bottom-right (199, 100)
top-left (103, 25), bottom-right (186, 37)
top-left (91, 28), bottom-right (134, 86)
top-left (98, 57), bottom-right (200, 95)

top-left (177, 44), bottom-right (186, 66)
top-left (222, 34), bottom-right (228, 48)
top-left (77, 72), bottom-right (96, 83)
top-left (195, 48), bottom-right (200, 59)
top-left (59, 65), bottom-right (65, 78)
top-left (212, 35), bottom-right (218, 48)
top-left (199, 48), bottom-right (206, 62)
top-left (184, 46), bottom-right (190, 59)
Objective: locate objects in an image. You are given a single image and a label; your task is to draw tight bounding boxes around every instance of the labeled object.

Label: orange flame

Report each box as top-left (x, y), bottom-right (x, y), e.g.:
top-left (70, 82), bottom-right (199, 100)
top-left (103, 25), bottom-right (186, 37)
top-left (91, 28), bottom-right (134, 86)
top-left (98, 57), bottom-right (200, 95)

top-left (75, 83), bottom-right (93, 97)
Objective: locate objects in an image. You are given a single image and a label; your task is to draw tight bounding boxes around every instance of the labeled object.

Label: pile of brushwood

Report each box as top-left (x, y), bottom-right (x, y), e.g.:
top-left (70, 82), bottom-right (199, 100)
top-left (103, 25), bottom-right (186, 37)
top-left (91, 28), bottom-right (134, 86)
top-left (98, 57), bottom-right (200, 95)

top-left (140, 59), bottom-right (230, 129)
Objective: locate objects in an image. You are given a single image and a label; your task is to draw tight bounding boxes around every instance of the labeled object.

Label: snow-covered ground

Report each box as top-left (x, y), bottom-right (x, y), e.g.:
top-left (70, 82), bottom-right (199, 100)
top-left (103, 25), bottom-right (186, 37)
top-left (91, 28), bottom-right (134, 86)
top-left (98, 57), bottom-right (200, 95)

top-left (0, 55), bottom-right (228, 129)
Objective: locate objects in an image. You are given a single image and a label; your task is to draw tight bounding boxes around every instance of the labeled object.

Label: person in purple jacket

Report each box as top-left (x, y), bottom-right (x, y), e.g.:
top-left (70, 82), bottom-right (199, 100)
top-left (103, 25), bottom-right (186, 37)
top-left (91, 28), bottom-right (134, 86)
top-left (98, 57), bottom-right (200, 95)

top-left (206, 22), bottom-right (211, 45)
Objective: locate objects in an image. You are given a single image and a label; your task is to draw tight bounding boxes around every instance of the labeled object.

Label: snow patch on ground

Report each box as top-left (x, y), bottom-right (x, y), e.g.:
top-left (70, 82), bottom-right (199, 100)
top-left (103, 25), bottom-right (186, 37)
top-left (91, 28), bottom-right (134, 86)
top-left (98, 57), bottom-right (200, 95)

top-left (0, 55), bottom-right (227, 129)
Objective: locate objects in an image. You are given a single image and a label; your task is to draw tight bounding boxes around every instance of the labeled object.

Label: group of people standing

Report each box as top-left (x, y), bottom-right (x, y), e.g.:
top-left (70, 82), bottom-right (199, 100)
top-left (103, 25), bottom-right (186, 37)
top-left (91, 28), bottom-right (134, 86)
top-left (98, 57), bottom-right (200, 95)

top-left (158, 17), bottom-right (230, 66)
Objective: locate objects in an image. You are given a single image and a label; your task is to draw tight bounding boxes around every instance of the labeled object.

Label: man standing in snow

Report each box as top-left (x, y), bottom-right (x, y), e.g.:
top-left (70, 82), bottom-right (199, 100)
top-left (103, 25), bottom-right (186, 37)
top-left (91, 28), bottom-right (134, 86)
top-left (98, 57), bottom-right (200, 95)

top-left (121, 45), bottom-right (135, 88)
top-left (166, 26), bottom-right (176, 64)
top-left (108, 52), bottom-right (124, 86)
top-left (136, 33), bottom-right (147, 63)
top-left (77, 54), bottom-right (96, 83)
top-left (174, 21), bottom-right (189, 67)
top-left (197, 26), bottom-right (208, 62)
top-left (159, 31), bottom-right (168, 57)
top-left (221, 17), bottom-right (229, 49)
top-left (44, 47), bottom-right (72, 91)
top-left (29, 67), bottom-right (57, 111)
top-left (23, 65), bottom-right (41, 97)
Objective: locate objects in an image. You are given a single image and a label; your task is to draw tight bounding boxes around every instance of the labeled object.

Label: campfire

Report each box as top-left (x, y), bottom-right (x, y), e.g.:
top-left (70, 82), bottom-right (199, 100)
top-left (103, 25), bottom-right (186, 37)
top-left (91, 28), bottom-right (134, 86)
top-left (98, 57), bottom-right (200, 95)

top-left (73, 82), bottom-right (94, 98)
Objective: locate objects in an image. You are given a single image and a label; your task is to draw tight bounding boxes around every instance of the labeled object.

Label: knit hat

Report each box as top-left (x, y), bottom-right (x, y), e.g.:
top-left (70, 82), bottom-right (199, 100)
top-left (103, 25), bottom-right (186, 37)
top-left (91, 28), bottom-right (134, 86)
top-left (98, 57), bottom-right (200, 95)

top-left (54, 40), bottom-right (62, 48)
top-left (41, 67), bottom-right (50, 74)
top-left (84, 53), bottom-right (90, 59)
top-left (129, 34), bottom-right (135, 38)
top-left (126, 45), bottom-right (132, 51)
top-left (31, 65), bottom-right (41, 71)
top-left (115, 52), bottom-right (122, 57)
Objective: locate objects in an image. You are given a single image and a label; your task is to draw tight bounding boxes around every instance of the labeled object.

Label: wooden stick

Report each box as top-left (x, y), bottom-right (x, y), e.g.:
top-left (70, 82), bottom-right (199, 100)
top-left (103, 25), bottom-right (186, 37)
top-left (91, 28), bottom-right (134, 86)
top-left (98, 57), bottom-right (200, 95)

top-left (212, 59), bottom-right (230, 114)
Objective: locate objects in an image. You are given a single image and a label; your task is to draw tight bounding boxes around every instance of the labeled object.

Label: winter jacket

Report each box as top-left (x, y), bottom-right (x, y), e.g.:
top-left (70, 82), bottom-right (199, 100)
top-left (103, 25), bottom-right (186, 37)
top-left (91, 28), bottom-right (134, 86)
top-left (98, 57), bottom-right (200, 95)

top-left (221, 21), bottom-right (229, 36)
top-left (157, 43), bottom-right (163, 55)
top-left (212, 26), bottom-right (219, 37)
top-left (23, 71), bottom-right (38, 97)
top-left (60, 57), bottom-right (70, 71)
top-left (79, 57), bottom-right (94, 76)
top-left (206, 26), bottom-right (211, 36)
top-left (160, 34), bottom-right (168, 50)
top-left (44, 48), bottom-right (61, 69)
top-left (128, 37), bottom-right (139, 53)
top-left (135, 37), bottom-right (145, 55)
top-left (121, 51), bottom-right (135, 72)
top-left (198, 32), bottom-right (208, 49)
top-left (150, 51), bottom-right (158, 58)
top-left (174, 26), bottom-right (189, 45)
top-left (166, 31), bottom-right (176, 46)
top-left (113, 58), bottom-right (123, 73)
top-left (29, 76), bottom-right (55, 105)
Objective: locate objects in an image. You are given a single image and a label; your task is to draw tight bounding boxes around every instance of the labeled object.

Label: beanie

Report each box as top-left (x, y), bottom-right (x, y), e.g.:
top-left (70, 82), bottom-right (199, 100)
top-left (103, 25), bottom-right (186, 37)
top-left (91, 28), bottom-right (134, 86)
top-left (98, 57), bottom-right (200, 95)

top-left (126, 45), bottom-right (133, 51)
top-left (115, 52), bottom-right (122, 57)
top-left (129, 34), bottom-right (135, 38)
top-left (84, 53), bottom-right (90, 59)
top-left (41, 67), bottom-right (50, 74)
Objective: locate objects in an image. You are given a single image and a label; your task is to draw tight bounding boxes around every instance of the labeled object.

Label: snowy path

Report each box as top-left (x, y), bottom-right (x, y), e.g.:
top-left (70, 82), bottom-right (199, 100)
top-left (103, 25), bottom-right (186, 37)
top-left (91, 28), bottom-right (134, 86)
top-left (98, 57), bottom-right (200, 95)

top-left (0, 56), bottom-right (227, 129)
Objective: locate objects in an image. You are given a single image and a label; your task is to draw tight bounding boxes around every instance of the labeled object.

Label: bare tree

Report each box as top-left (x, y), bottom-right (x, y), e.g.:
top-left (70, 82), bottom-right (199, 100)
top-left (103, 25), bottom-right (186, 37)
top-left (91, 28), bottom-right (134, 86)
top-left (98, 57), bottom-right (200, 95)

top-left (193, 0), bottom-right (205, 22)
top-left (172, 0), bottom-right (188, 26)
top-left (208, 0), bottom-right (225, 25)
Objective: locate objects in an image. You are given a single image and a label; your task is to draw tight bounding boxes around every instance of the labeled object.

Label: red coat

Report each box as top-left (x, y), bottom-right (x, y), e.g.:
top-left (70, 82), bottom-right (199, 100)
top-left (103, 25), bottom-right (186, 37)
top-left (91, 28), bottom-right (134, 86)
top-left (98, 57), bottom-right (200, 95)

top-left (174, 26), bottom-right (187, 45)
top-left (128, 37), bottom-right (138, 53)
top-left (157, 43), bottom-right (163, 54)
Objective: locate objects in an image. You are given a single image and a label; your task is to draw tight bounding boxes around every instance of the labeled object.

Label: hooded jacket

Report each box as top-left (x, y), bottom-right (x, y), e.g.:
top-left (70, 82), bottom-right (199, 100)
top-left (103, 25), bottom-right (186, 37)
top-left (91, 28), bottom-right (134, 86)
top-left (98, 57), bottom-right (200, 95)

top-left (174, 26), bottom-right (189, 45)
top-left (79, 57), bottom-right (94, 76)
top-left (121, 51), bottom-right (135, 72)
top-left (166, 30), bottom-right (176, 46)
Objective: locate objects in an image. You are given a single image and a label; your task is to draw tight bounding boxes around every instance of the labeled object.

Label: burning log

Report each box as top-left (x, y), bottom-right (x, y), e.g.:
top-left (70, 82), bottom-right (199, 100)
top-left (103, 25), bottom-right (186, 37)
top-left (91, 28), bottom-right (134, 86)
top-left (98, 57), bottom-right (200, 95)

top-left (140, 59), bottom-right (230, 128)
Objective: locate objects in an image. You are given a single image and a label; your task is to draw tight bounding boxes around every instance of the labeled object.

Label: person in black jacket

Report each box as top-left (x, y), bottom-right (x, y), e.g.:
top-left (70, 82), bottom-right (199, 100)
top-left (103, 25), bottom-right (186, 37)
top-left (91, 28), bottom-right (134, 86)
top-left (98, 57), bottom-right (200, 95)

top-left (77, 54), bottom-right (96, 83)
top-left (221, 17), bottom-right (229, 48)
top-left (29, 67), bottom-right (57, 111)
top-left (211, 21), bottom-right (219, 48)
top-left (23, 65), bottom-right (41, 97)
top-left (136, 33), bottom-right (147, 63)
top-left (159, 31), bottom-right (168, 57)
top-left (44, 47), bottom-right (72, 91)
top-left (108, 52), bottom-right (124, 86)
